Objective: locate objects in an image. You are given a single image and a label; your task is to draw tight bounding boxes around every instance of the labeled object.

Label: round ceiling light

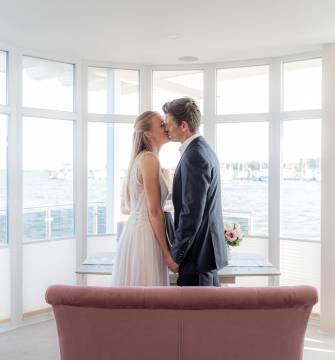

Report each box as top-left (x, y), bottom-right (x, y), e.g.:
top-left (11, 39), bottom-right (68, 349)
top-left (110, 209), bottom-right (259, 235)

top-left (178, 56), bottom-right (199, 62)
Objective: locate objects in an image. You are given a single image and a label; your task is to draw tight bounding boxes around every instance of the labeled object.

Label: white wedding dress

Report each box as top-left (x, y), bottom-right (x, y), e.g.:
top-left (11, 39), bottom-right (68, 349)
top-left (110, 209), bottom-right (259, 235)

top-left (111, 152), bottom-right (170, 286)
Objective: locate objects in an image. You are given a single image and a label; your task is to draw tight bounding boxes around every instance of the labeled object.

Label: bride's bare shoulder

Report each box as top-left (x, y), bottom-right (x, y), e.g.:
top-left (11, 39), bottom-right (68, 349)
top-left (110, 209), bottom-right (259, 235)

top-left (139, 151), bottom-right (160, 172)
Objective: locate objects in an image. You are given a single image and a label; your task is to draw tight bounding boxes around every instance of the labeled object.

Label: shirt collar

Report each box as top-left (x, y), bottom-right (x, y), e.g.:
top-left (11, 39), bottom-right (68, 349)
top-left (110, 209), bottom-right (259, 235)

top-left (179, 133), bottom-right (202, 155)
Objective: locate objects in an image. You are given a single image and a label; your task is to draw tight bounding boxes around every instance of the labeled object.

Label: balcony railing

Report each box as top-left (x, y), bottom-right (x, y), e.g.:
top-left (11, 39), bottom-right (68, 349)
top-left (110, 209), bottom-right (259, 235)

top-left (0, 203), bottom-right (254, 243)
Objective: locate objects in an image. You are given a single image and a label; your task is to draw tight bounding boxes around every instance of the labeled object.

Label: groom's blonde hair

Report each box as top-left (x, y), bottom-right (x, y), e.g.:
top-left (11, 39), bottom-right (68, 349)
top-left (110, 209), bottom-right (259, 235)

top-left (123, 111), bottom-right (158, 210)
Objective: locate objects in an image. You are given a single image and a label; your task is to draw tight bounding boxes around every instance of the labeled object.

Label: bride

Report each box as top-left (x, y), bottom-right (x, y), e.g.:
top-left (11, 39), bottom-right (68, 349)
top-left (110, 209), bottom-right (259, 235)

top-left (111, 111), bottom-right (179, 286)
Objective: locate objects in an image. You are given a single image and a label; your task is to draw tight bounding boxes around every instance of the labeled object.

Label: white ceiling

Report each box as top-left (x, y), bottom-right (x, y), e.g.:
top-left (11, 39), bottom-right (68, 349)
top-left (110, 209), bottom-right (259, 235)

top-left (0, 0), bottom-right (335, 64)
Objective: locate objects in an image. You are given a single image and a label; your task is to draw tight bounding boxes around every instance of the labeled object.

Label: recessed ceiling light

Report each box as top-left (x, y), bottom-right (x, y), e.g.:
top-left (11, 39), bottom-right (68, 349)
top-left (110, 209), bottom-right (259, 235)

top-left (166, 33), bottom-right (182, 40)
top-left (178, 56), bottom-right (199, 62)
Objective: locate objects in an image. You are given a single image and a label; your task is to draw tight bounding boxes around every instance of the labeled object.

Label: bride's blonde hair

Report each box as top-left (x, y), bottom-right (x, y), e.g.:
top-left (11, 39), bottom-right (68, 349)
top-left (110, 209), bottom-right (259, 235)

top-left (123, 111), bottom-right (159, 209)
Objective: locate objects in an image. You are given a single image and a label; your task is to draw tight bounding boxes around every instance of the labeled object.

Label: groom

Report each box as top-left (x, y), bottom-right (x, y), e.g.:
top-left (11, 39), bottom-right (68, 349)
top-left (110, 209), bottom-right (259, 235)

top-left (163, 97), bottom-right (228, 286)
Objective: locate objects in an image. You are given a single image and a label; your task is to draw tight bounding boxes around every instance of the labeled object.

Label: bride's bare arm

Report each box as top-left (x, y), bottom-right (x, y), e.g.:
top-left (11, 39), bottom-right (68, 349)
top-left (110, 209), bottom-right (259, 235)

top-left (141, 153), bottom-right (179, 273)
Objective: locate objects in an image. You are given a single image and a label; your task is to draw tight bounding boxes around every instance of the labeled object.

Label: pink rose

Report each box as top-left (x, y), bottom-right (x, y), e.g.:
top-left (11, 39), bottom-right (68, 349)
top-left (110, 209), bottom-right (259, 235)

top-left (226, 230), bottom-right (238, 242)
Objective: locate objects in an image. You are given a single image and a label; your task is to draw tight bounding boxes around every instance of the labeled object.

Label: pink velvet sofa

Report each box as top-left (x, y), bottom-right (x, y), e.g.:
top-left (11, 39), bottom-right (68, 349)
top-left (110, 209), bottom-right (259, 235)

top-left (46, 285), bottom-right (317, 360)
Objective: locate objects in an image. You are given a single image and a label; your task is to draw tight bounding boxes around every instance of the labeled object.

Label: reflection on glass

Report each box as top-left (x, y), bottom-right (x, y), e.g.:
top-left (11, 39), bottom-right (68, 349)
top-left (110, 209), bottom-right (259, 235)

top-left (88, 67), bottom-right (139, 115)
top-left (0, 115), bottom-right (7, 243)
top-left (216, 122), bottom-right (269, 235)
top-left (283, 58), bottom-right (322, 111)
top-left (152, 70), bottom-right (204, 113)
top-left (281, 119), bottom-right (321, 240)
top-left (0, 51), bottom-right (7, 105)
top-left (217, 65), bottom-right (269, 114)
top-left (88, 122), bottom-right (133, 235)
top-left (23, 117), bottom-right (74, 241)
top-left (22, 56), bottom-right (74, 111)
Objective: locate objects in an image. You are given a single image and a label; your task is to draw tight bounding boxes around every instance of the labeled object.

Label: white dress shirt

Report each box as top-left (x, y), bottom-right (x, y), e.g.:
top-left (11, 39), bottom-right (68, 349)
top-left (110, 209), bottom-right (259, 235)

top-left (179, 133), bottom-right (202, 155)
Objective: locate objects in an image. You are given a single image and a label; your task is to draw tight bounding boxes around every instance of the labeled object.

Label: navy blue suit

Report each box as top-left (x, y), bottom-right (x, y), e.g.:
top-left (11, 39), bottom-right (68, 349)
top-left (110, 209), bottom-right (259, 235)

top-left (172, 136), bottom-right (228, 286)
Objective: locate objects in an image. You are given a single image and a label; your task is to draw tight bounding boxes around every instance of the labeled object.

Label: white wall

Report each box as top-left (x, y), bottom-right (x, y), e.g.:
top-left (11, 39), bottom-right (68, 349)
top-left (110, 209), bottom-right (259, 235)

top-left (321, 43), bottom-right (335, 332)
top-left (0, 247), bottom-right (10, 320)
top-left (22, 239), bottom-right (76, 313)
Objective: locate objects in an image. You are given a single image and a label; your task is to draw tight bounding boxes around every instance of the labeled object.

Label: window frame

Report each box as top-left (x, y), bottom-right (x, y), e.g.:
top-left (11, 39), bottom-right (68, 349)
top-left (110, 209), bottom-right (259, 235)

top-left (0, 44), bottom-right (325, 329)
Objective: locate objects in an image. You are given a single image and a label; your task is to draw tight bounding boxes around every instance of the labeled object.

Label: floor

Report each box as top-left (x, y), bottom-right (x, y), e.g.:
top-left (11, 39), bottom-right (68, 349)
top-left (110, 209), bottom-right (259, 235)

top-left (0, 319), bottom-right (335, 360)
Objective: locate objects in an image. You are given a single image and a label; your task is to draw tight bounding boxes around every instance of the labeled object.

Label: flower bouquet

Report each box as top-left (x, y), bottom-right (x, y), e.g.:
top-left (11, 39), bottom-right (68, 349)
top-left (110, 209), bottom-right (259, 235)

top-left (224, 222), bottom-right (243, 258)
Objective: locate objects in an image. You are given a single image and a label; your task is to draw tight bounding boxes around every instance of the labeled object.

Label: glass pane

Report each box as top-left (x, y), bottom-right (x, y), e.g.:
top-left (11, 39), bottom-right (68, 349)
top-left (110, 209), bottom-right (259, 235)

top-left (22, 56), bottom-right (74, 111)
top-left (281, 119), bottom-right (321, 240)
top-left (283, 58), bottom-right (322, 111)
top-left (88, 122), bottom-right (133, 235)
top-left (88, 67), bottom-right (139, 115)
top-left (216, 122), bottom-right (269, 236)
top-left (23, 117), bottom-right (74, 242)
top-left (152, 70), bottom-right (204, 113)
top-left (217, 65), bottom-right (269, 114)
top-left (0, 51), bottom-right (7, 105)
top-left (0, 115), bottom-right (7, 243)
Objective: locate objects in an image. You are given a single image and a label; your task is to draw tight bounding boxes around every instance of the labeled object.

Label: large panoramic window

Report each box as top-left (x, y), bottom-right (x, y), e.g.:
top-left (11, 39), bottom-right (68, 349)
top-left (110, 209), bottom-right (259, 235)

top-left (23, 117), bottom-right (74, 242)
top-left (88, 67), bottom-right (139, 115)
top-left (217, 65), bottom-right (269, 114)
top-left (88, 122), bottom-right (133, 235)
top-left (0, 50), bottom-right (7, 105)
top-left (0, 115), bottom-right (7, 244)
top-left (22, 56), bottom-right (74, 112)
top-left (283, 58), bottom-right (322, 111)
top-left (216, 122), bottom-right (269, 236)
top-left (281, 119), bottom-right (321, 240)
top-left (152, 70), bottom-right (204, 113)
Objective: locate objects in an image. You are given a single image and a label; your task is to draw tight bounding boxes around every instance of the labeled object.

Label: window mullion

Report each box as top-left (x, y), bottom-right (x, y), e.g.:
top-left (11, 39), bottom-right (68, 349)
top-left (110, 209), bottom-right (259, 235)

top-left (203, 65), bottom-right (216, 149)
top-left (268, 59), bottom-right (282, 285)
top-left (8, 49), bottom-right (23, 326)
top-left (75, 60), bottom-right (87, 285)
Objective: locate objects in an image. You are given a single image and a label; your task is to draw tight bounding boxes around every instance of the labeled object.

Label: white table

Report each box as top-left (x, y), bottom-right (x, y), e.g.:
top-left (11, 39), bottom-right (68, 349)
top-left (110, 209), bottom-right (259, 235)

top-left (77, 251), bottom-right (280, 284)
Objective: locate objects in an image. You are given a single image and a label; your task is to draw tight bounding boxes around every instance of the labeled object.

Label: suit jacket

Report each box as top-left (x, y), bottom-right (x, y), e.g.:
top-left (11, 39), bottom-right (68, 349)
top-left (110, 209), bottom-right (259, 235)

top-left (172, 136), bottom-right (228, 274)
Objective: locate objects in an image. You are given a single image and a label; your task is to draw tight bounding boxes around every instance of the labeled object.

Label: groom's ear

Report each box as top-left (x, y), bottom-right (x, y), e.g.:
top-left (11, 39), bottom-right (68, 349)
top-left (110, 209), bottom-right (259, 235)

top-left (180, 120), bottom-right (190, 132)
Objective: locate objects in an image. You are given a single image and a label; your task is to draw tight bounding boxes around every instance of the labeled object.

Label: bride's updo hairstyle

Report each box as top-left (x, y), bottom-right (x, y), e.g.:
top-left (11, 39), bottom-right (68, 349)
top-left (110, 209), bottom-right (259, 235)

top-left (124, 111), bottom-right (159, 209)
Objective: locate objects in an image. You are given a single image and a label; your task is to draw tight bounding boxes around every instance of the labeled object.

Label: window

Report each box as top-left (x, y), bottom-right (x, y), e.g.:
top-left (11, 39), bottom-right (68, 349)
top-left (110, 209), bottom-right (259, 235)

top-left (0, 50), bottom-right (7, 104)
top-left (22, 56), bottom-right (74, 111)
top-left (283, 58), bottom-right (322, 111)
top-left (152, 70), bottom-right (204, 113)
top-left (216, 122), bottom-right (269, 236)
top-left (88, 68), bottom-right (139, 115)
top-left (23, 117), bottom-right (74, 241)
top-left (88, 122), bottom-right (133, 235)
top-left (217, 65), bottom-right (269, 114)
top-left (281, 119), bottom-right (321, 240)
top-left (0, 115), bottom-right (7, 244)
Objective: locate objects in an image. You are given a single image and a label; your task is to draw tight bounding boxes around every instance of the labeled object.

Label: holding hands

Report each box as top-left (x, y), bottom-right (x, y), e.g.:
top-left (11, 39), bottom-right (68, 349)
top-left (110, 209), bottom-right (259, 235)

top-left (164, 254), bottom-right (179, 273)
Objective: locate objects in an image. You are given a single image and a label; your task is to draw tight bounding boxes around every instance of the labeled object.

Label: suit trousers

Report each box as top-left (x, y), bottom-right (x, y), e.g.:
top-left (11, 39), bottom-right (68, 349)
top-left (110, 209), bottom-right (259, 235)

top-left (177, 270), bottom-right (220, 287)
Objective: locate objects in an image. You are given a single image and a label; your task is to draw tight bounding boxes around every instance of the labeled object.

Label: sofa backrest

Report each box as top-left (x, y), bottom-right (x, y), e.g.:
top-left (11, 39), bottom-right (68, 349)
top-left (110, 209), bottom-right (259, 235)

top-left (46, 285), bottom-right (317, 360)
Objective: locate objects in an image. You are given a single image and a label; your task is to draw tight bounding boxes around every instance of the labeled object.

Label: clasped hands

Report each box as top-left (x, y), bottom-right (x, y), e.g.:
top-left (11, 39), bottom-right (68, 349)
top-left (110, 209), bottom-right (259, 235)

top-left (164, 254), bottom-right (179, 273)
